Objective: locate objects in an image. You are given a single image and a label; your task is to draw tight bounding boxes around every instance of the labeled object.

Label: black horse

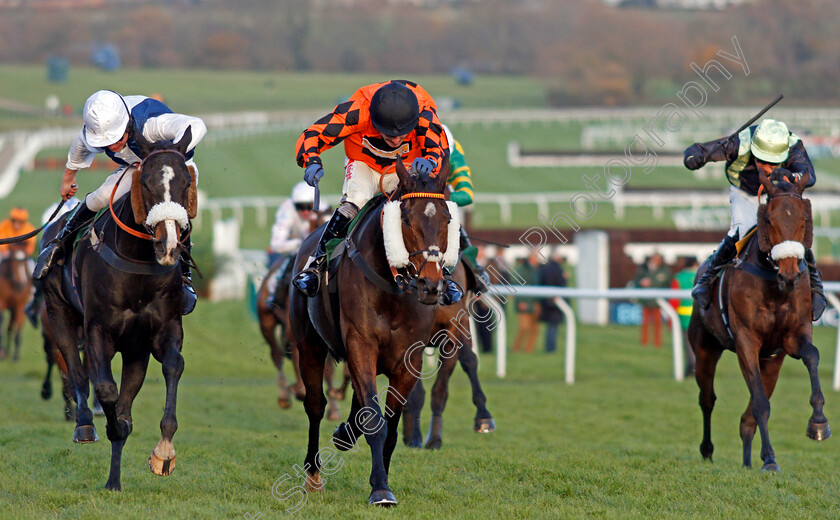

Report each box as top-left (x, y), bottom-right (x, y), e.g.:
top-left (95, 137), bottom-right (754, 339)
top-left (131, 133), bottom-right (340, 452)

top-left (41, 128), bottom-right (196, 490)
top-left (402, 261), bottom-right (495, 449)
top-left (290, 158), bottom-right (456, 506)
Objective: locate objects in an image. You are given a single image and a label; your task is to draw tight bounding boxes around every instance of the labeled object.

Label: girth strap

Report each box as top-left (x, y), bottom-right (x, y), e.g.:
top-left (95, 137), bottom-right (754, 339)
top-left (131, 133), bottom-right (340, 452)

top-left (347, 237), bottom-right (402, 295)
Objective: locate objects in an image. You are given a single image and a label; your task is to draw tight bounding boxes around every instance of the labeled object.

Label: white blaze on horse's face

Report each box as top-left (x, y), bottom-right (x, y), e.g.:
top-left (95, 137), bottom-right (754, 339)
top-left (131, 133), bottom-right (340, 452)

top-left (144, 165), bottom-right (190, 266)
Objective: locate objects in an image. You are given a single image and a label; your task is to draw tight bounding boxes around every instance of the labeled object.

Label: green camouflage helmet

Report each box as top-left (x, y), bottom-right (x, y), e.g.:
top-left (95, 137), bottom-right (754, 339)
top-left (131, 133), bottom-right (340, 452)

top-left (750, 119), bottom-right (790, 163)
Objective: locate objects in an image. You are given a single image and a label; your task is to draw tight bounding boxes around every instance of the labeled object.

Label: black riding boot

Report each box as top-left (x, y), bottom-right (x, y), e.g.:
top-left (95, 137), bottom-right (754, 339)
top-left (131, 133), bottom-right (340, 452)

top-left (25, 281), bottom-right (43, 327)
top-left (293, 210), bottom-right (353, 297)
top-left (459, 226), bottom-right (489, 293)
top-left (691, 233), bottom-right (738, 310)
top-left (805, 249), bottom-right (827, 321)
top-left (181, 243), bottom-right (197, 315)
top-left (33, 203), bottom-right (97, 280)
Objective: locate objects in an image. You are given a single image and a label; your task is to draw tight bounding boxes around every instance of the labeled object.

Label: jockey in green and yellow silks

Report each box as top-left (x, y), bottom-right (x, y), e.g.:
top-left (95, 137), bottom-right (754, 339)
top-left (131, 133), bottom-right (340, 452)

top-left (442, 124), bottom-right (488, 293)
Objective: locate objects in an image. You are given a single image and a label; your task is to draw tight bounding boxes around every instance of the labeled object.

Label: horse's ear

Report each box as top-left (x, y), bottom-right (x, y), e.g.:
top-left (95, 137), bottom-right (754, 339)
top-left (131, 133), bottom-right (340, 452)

top-left (134, 127), bottom-right (153, 158)
top-left (187, 165), bottom-right (198, 219)
top-left (131, 167), bottom-right (147, 225)
top-left (803, 198), bottom-right (813, 249)
top-left (757, 203), bottom-right (771, 253)
top-left (758, 169), bottom-right (777, 197)
top-left (177, 126), bottom-right (192, 157)
top-left (433, 156), bottom-right (450, 193)
top-left (395, 155), bottom-right (410, 188)
top-left (795, 170), bottom-right (810, 195)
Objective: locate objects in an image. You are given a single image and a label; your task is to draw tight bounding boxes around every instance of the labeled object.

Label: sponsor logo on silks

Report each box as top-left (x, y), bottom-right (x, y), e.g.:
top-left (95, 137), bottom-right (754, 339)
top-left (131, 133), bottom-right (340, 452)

top-left (362, 137), bottom-right (410, 160)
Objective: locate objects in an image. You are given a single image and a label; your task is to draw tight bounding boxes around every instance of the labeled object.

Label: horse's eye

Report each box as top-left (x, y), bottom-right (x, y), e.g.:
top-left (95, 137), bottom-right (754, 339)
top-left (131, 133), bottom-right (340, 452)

top-left (402, 216), bottom-right (411, 226)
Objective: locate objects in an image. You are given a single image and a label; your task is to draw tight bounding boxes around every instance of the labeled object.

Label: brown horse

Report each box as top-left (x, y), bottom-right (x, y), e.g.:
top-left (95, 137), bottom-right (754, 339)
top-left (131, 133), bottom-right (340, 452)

top-left (42, 129), bottom-right (196, 490)
top-left (290, 158), bottom-right (455, 506)
top-left (0, 242), bottom-right (33, 361)
top-left (402, 261), bottom-right (495, 449)
top-left (256, 255), bottom-right (349, 418)
top-left (689, 169), bottom-right (830, 472)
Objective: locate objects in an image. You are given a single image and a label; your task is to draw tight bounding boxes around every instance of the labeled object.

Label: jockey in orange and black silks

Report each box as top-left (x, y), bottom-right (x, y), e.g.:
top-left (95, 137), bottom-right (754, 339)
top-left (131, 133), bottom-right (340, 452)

top-left (683, 118), bottom-right (825, 320)
top-left (292, 79), bottom-right (460, 302)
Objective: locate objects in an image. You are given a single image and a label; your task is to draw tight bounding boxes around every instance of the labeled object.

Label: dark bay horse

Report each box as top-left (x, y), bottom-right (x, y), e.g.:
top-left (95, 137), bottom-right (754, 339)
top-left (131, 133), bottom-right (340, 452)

top-left (290, 158), bottom-right (456, 506)
top-left (402, 261), bottom-right (495, 449)
top-left (42, 128), bottom-right (197, 490)
top-left (689, 169), bottom-right (830, 472)
top-left (0, 242), bottom-right (33, 361)
top-left (38, 298), bottom-right (75, 421)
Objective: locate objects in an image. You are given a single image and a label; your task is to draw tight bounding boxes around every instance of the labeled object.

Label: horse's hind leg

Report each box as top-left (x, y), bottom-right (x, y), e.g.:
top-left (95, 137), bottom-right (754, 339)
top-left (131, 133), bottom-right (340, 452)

top-left (739, 354), bottom-right (785, 469)
top-left (691, 319), bottom-right (722, 462)
top-left (41, 349), bottom-right (54, 400)
top-left (425, 351), bottom-right (458, 450)
top-left (298, 338), bottom-right (329, 493)
top-left (402, 379), bottom-right (425, 448)
top-left (458, 339), bottom-right (495, 433)
top-left (49, 308), bottom-right (94, 442)
top-left (800, 340), bottom-right (831, 441)
top-left (10, 307), bottom-right (24, 362)
top-left (149, 338), bottom-right (185, 478)
top-left (324, 359), bottom-right (341, 421)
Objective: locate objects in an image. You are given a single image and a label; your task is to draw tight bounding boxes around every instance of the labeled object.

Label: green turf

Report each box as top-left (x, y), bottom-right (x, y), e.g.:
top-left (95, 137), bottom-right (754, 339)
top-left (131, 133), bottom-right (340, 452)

top-left (1, 300), bottom-right (838, 519)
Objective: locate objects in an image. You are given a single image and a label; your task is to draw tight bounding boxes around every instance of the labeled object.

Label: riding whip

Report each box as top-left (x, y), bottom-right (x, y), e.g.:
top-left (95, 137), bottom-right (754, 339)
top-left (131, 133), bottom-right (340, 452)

top-left (0, 198), bottom-right (67, 245)
top-left (705, 94), bottom-right (784, 157)
top-left (312, 178), bottom-right (321, 216)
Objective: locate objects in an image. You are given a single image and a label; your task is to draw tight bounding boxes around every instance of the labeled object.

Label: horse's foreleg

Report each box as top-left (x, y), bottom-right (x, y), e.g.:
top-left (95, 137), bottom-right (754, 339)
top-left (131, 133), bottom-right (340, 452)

top-left (402, 380), bottom-right (425, 448)
top-left (148, 340), bottom-right (184, 479)
top-left (736, 350), bottom-right (778, 472)
top-left (0, 311), bottom-right (7, 359)
top-left (692, 323), bottom-right (722, 462)
top-left (382, 372), bottom-right (415, 475)
top-left (333, 390), bottom-right (363, 452)
top-left (800, 340), bottom-right (831, 441)
top-left (739, 354), bottom-right (784, 468)
top-left (457, 340), bottom-right (495, 433)
top-left (345, 337), bottom-right (394, 506)
top-left (86, 324), bottom-right (124, 490)
top-left (289, 339), bottom-right (305, 402)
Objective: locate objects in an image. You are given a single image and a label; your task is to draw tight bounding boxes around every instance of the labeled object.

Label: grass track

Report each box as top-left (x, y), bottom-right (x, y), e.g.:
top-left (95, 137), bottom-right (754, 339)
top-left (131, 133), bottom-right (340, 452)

top-left (1, 300), bottom-right (839, 519)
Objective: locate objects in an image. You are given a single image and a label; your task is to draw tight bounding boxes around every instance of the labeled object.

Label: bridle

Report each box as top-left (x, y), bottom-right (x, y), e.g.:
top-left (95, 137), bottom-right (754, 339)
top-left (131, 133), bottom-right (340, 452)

top-left (108, 148), bottom-right (190, 242)
top-left (384, 190), bottom-right (452, 292)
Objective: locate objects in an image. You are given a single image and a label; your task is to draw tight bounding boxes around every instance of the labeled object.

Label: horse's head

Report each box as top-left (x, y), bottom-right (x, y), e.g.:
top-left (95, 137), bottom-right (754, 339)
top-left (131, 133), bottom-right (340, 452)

top-left (757, 167), bottom-right (811, 292)
top-left (131, 127), bottom-right (197, 266)
top-left (383, 158), bottom-right (458, 305)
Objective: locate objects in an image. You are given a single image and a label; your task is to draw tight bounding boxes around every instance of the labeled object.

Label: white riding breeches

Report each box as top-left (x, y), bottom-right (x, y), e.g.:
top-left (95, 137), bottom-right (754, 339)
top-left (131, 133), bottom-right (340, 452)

top-left (341, 160), bottom-right (399, 209)
top-left (728, 186), bottom-right (758, 239)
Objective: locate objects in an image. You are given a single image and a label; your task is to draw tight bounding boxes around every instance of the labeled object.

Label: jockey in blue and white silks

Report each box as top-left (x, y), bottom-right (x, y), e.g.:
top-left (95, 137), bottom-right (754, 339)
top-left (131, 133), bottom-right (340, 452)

top-left (34, 90), bottom-right (207, 315)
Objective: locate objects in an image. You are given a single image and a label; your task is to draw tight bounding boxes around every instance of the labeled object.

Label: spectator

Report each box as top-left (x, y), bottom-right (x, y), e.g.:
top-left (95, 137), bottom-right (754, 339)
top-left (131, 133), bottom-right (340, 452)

top-left (631, 253), bottom-right (671, 348)
top-left (538, 250), bottom-right (567, 353)
top-left (672, 256), bottom-right (700, 376)
top-left (512, 252), bottom-right (541, 354)
top-left (472, 245), bottom-right (495, 354)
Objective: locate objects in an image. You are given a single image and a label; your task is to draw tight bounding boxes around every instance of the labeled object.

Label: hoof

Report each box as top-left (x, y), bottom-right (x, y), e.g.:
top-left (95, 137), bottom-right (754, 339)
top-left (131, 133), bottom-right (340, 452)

top-left (807, 421), bottom-right (831, 441)
top-left (278, 397), bottom-right (292, 409)
top-left (474, 418), bottom-right (496, 433)
top-left (761, 462), bottom-right (781, 473)
top-left (404, 437), bottom-right (423, 449)
top-left (104, 481), bottom-right (121, 492)
top-left (304, 472), bottom-right (324, 493)
top-left (369, 489), bottom-right (397, 507)
top-left (41, 383), bottom-right (52, 400)
top-left (700, 442), bottom-right (714, 461)
top-left (148, 452), bottom-right (176, 476)
top-left (424, 436), bottom-right (442, 450)
top-left (73, 424), bottom-right (98, 443)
